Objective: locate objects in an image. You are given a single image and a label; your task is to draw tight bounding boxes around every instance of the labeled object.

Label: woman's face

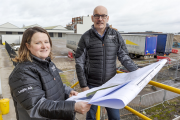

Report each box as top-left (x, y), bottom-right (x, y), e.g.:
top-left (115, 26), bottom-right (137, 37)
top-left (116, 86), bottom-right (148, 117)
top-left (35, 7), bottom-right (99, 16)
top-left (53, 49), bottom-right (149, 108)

top-left (26, 32), bottom-right (51, 60)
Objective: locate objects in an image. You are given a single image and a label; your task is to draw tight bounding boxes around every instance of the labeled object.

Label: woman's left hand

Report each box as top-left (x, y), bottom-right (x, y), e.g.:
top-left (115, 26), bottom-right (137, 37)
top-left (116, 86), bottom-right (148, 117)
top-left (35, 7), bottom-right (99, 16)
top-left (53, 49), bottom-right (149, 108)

top-left (69, 90), bottom-right (78, 97)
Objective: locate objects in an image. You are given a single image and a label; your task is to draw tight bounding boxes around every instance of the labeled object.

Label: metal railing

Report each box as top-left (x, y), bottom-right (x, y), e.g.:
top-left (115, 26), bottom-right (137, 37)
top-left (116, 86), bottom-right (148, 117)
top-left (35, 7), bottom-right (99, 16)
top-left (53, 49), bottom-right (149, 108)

top-left (5, 41), bottom-right (18, 66)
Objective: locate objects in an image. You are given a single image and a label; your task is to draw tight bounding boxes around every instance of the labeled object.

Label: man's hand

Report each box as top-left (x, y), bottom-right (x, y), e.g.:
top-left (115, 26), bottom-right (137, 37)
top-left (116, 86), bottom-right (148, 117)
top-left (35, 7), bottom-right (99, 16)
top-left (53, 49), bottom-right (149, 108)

top-left (81, 87), bottom-right (89, 92)
top-left (69, 90), bottom-right (78, 97)
top-left (75, 102), bottom-right (91, 114)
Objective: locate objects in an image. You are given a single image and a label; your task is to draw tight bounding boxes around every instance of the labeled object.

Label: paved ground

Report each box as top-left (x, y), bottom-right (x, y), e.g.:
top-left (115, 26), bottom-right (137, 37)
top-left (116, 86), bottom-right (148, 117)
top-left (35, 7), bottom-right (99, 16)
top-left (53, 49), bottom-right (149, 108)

top-left (0, 45), bottom-right (16, 120)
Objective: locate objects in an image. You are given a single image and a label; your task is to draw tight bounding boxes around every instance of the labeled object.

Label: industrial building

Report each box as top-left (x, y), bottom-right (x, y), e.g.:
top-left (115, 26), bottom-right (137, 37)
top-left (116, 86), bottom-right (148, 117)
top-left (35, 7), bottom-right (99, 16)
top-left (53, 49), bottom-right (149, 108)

top-left (66, 15), bottom-right (93, 34)
top-left (0, 22), bottom-right (74, 44)
top-left (66, 15), bottom-right (118, 34)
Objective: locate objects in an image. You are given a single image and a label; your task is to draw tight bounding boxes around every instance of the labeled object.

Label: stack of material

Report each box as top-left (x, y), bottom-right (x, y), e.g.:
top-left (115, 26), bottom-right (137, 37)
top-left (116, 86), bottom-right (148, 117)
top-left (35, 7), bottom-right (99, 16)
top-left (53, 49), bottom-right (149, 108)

top-left (173, 35), bottom-right (180, 48)
top-left (173, 35), bottom-right (180, 43)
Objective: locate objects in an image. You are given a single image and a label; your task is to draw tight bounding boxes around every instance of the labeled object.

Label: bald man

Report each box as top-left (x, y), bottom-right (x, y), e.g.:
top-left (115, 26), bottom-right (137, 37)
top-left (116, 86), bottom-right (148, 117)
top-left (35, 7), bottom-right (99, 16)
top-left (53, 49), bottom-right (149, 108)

top-left (75, 6), bottom-right (138, 120)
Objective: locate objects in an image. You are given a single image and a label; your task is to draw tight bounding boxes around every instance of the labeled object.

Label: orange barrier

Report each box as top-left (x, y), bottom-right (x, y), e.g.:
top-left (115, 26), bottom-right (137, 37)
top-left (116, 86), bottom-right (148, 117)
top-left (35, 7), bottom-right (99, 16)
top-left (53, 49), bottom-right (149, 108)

top-left (157, 56), bottom-right (171, 64)
top-left (68, 51), bottom-right (73, 59)
top-left (172, 49), bottom-right (178, 54)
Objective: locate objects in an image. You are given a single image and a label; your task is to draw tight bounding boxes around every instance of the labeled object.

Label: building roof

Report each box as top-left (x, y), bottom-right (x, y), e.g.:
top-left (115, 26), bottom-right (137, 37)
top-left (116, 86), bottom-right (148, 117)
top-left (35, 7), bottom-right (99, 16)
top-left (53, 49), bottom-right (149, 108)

top-left (44, 25), bottom-right (66, 30)
top-left (23, 24), bottom-right (42, 28)
top-left (0, 22), bottom-right (73, 33)
top-left (0, 22), bottom-right (19, 28)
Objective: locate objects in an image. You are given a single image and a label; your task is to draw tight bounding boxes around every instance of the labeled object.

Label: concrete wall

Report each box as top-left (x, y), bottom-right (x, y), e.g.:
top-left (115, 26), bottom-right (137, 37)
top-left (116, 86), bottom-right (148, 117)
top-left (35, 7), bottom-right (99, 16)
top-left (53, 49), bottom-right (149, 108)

top-left (51, 33), bottom-right (66, 41)
top-left (76, 16), bottom-right (93, 34)
top-left (1, 35), bottom-right (23, 44)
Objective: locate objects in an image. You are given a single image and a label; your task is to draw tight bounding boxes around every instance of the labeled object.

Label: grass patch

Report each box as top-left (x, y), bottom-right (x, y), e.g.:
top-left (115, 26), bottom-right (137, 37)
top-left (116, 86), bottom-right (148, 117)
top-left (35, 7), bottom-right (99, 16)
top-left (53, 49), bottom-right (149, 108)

top-left (59, 73), bottom-right (72, 87)
top-left (144, 97), bottom-right (180, 120)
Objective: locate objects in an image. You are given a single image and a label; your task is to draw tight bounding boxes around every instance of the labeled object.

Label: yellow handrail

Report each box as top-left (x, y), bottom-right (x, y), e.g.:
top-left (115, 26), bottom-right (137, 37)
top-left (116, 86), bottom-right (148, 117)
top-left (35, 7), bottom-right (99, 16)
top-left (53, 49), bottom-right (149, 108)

top-left (124, 106), bottom-right (151, 120)
top-left (148, 81), bottom-right (180, 94)
top-left (71, 81), bottom-right (79, 88)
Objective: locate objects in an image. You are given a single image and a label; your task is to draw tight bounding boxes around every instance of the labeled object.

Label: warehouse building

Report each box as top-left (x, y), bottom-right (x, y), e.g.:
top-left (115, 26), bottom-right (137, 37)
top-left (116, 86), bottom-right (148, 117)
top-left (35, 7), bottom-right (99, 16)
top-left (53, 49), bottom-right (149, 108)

top-left (0, 22), bottom-right (74, 44)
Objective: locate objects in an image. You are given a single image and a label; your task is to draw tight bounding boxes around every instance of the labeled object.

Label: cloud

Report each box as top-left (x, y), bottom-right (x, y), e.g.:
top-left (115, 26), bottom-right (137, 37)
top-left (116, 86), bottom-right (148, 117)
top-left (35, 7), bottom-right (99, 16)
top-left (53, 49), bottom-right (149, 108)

top-left (0, 0), bottom-right (179, 32)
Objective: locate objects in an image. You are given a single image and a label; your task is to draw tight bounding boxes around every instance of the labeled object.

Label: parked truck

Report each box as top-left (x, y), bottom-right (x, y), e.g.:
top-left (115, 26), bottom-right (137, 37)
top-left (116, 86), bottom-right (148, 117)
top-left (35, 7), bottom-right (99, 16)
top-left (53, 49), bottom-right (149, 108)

top-left (121, 34), bottom-right (157, 59)
top-left (120, 33), bottom-right (174, 56)
top-left (66, 33), bottom-right (157, 59)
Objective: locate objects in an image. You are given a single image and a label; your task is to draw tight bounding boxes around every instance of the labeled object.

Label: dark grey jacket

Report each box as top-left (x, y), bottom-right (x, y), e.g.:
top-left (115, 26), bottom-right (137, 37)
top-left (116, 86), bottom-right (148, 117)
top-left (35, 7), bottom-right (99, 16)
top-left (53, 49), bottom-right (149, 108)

top-left (75, 25), bottom-right (138, 88)
top-left (9, 55), bottom-right (76, 120)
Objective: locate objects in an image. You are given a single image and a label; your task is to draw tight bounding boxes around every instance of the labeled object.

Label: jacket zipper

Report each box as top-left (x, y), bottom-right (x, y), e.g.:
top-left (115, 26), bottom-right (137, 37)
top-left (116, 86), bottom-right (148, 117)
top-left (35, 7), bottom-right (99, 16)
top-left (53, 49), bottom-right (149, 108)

top-left (102, 41), bottom-right (106, 83)
top-left (92, 28), bottom-right (108, 83)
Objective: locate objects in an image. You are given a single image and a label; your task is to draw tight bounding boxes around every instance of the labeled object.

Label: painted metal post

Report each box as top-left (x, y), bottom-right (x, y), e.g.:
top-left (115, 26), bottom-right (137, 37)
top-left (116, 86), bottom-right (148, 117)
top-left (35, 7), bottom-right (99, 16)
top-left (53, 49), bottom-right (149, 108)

top-left (155, 72), bottom-right (158, 82)
top-left (139, 95), bottom-right (142, 111)
top-left (124, 106), bottom-right (152, 120)
top-left (175, 59), bottom-right (179, 79)
top-left (163, 90), bottom-right (166, 102)
top-left (96, 106), bottom-right (101, 120)
top-left (73, 70), bottom-right (76, 89)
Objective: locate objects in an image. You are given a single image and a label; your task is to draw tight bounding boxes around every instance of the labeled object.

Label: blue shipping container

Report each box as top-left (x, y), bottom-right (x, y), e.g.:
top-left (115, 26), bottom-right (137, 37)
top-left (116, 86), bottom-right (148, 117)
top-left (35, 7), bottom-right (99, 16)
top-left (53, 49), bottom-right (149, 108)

top-left (153, 34), bottom-right (174, 55)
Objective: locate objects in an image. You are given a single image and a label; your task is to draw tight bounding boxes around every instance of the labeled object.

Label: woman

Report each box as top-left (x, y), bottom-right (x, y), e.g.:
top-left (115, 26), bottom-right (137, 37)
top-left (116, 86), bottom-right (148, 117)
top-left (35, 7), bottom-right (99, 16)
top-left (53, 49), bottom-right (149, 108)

top-left (9, 27), bottom-right (91, 120)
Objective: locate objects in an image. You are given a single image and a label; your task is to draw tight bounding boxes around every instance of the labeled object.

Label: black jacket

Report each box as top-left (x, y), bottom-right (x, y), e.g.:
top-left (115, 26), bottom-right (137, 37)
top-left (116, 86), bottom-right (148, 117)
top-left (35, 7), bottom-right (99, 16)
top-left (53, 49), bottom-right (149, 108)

top-left (9, 55), bottom-right (76, 120)
top-left (75, 25), bottom-right (138, 88)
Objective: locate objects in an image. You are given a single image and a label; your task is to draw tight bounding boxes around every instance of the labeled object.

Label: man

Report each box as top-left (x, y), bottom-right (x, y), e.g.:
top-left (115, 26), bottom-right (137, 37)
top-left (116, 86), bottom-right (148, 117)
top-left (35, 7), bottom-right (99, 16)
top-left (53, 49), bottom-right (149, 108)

top-left (75, 5), bottom-right (138, 120)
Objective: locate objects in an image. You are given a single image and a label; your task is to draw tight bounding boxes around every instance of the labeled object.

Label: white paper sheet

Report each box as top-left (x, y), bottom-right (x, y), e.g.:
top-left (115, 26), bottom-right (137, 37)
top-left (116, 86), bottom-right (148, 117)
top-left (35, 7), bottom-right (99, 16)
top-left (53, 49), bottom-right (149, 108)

top-left (67, 59), bottom-right (167, 109)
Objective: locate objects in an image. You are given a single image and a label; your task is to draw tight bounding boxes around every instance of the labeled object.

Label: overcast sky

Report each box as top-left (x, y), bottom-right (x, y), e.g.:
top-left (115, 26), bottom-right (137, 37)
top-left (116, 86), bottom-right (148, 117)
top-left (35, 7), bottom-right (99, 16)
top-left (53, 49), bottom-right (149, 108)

top-left (0, 0), bottom-right (179, 33)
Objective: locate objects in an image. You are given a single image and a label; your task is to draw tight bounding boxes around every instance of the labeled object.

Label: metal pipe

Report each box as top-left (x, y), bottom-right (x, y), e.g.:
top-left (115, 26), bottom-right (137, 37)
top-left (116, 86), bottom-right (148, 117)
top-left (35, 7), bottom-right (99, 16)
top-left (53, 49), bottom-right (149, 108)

top-left (124, 106), bottom-right (151, 120)
top-left (71, 81), bottom-right (79, 88)
top-left (96, 106), bottom-right (101, 120)
top-left (148, 81), bottom-right (180, 94)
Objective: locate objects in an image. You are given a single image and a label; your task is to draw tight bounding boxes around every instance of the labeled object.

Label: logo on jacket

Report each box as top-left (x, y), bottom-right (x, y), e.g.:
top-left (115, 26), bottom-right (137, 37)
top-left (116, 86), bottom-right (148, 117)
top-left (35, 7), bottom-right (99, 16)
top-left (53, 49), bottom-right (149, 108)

top-left (108, 35), bottom-right (116, 39)
top-left (51, 65), bottom-right (56, 72)
top-left (18, 86), bottom-right (33, 94)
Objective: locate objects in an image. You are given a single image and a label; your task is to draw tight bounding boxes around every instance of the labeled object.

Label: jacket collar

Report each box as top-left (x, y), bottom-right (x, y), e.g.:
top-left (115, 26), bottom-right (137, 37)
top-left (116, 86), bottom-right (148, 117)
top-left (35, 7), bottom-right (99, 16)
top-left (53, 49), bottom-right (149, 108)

top-left (30, 54), bottom-right (51, 68)
top-left (90, 23), bottom-right (110, 39)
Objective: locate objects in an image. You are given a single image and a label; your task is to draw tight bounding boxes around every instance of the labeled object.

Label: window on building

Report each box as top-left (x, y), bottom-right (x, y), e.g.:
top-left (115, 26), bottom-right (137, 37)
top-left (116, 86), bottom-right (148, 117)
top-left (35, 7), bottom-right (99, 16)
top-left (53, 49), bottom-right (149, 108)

top-left (6, 32), bottom-right (12, 34)
top-left (58, 33), bottom-right (62, 37)
top-left (49, 33), bottom-right (53, 37)
top-left (18, 32), bottom-right (23, 34)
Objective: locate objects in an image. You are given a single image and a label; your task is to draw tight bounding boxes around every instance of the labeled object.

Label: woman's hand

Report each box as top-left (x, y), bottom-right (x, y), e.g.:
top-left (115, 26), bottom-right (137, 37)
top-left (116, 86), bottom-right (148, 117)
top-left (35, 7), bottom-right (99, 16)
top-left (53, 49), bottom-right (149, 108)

top-left (75, 102), bottom-right (91, 114)
top-left (69, 90), bottom-right (78, 97)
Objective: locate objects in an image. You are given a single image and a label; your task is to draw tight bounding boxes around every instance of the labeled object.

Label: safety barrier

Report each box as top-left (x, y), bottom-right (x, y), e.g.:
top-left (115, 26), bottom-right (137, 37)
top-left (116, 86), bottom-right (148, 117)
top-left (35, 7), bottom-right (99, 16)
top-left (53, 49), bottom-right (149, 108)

top-left (4, 41), bottom-right (17, 66)
top-left (172, 49), bottom-right (178, 54)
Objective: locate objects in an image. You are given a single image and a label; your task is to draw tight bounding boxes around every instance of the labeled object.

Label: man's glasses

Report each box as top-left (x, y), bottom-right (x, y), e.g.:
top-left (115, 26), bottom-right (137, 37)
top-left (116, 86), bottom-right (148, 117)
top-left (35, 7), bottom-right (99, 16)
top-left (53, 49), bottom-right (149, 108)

top-left (93, 14), bottom-right (107, 19)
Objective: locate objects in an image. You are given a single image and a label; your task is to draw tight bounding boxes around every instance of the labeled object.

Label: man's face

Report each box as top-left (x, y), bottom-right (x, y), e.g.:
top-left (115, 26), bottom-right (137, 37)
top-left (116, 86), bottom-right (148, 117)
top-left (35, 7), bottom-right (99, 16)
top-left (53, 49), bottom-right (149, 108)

top-left (91, 8), bottom-right (109, 30)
